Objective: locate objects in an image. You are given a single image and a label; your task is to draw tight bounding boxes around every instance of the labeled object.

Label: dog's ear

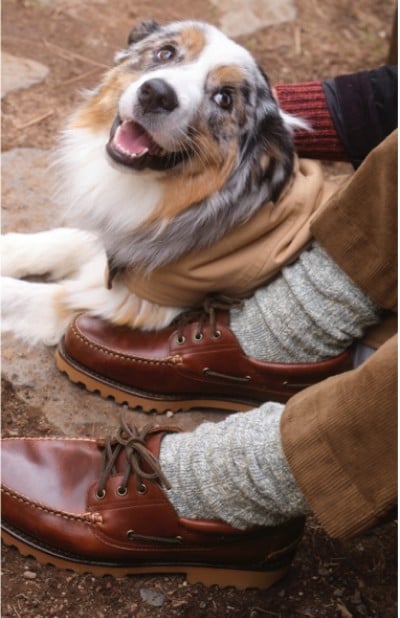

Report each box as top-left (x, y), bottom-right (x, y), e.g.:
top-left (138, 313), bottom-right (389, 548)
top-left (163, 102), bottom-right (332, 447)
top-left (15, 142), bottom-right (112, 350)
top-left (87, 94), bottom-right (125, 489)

top-left (257, 64), bottom-right (310, 134)
top-left (115, 20), bottom-right (160, 64)
top-left (127, 20), bottom-right (160, 46)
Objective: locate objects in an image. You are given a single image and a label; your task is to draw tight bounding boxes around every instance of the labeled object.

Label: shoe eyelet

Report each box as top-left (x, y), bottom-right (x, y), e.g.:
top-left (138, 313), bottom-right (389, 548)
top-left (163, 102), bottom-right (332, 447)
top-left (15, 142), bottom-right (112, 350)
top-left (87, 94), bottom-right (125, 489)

top-left (137, 483), bottom-right (148, 495)
top-left (176, 335), bottom-right (186, 345)
top-left (95, 489), bottom-right (106, 500)
top-left (212, 330), bottom-right (222, 339)
top-left (117, 486), bottom-right (128, 497)
top-left (194, 332), bottom-right (203, 341)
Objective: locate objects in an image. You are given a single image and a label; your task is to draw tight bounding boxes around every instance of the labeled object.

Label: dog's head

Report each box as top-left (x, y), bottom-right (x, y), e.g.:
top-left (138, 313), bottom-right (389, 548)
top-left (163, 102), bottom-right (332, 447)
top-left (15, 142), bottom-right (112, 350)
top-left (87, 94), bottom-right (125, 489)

top-left (66, 20), bottom-right (306, 271)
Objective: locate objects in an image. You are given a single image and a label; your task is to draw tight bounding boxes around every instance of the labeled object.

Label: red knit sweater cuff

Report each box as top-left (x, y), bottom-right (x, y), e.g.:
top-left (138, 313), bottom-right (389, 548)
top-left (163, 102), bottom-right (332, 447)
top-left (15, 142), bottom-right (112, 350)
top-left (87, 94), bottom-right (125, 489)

top-left (275, 81), bottom-right (348, 161)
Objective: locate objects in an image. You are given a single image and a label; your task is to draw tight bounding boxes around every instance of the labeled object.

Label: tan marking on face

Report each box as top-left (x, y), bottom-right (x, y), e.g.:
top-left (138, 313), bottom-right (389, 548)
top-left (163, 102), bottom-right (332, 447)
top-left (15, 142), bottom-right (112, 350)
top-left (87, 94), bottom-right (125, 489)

top-left (179, 26), bottom-right (207, 61)
top-left (208, 65), bottom-right (246, 88)
top-left (72, 65), bottom-right (137, 132)
top-left (208, 65), bottom-right (249, 128)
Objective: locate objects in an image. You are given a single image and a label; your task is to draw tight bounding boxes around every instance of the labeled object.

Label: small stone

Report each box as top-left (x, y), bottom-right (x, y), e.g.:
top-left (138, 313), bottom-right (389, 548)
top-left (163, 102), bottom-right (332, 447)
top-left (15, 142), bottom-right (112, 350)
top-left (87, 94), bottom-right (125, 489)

top-left (2, 52), bottom-right (49, 98)
top-left (318, 566), bottom-right (330, 576)
top-left (23, 570), bottom-right (37, 580)
top-left (139, 588), bottom-right (166, 608)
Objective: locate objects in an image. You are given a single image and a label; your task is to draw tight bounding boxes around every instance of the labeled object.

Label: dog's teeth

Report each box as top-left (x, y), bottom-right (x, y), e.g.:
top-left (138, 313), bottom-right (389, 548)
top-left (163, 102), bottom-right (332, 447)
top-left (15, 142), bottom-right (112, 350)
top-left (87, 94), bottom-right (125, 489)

top-left (118, 146), bottom-right (149, 159)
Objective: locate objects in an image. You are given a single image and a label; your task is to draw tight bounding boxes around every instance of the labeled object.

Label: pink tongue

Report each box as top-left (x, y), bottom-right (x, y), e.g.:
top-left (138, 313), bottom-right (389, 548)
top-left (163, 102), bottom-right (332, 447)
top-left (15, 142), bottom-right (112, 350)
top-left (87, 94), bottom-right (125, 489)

top-left (113, 121), bottom-right (154, 156)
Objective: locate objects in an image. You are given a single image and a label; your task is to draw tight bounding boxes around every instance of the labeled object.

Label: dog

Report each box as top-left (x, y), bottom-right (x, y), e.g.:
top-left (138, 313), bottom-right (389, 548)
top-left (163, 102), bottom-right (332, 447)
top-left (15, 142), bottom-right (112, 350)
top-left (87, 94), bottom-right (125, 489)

top-left (2, 19), bottom-right (310, 346)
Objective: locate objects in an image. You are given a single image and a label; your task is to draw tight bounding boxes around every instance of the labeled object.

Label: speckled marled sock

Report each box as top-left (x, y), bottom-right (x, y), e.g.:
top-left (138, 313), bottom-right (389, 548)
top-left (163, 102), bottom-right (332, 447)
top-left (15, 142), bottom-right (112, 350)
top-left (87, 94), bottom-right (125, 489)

top-left (160, 404), bottom-right (309, 529)
top-left (230, 241), bottom-right (380, 362)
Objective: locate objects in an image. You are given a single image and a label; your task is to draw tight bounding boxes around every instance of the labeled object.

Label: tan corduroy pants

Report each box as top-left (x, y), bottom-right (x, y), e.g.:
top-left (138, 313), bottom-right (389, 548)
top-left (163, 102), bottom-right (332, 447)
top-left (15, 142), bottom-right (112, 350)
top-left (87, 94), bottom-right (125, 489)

top-left (281, 130), bottom-right (398, 540)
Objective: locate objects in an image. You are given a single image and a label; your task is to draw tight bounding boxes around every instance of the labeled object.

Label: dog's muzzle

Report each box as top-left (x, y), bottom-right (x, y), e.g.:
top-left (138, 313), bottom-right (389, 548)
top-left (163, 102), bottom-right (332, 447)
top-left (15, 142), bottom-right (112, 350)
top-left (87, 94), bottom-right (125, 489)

top-left (106, 78), bottom-right (189, 172)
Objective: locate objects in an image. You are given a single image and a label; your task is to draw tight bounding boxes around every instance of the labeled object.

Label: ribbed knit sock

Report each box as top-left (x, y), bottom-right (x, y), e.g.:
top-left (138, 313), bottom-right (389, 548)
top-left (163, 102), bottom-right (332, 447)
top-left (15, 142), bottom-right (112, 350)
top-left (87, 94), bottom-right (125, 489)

top-left (160, 404), bottom-right (309, 529)
top-left (230, 242), bottom-right (380, 363)
top-left (275, 80), bottom-right (348, 161)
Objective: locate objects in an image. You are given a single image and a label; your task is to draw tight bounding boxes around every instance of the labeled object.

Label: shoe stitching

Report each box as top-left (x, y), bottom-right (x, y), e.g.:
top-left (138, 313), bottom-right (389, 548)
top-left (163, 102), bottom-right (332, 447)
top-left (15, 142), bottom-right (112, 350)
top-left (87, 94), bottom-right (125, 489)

top-left (2, 437), bottom-right (97, 444)
top-left (72, 322), bottom-right (182, 366)
top-left (1, 487), bottom-right (103, 525)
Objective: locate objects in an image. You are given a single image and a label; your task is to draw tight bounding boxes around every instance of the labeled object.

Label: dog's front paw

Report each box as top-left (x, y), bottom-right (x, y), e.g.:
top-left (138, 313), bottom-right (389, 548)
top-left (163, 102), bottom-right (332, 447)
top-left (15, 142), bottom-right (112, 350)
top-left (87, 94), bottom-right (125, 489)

top-left (1, 276), bottom-right (69, 346)
top-left (1, 233), bottom-right (34, 278)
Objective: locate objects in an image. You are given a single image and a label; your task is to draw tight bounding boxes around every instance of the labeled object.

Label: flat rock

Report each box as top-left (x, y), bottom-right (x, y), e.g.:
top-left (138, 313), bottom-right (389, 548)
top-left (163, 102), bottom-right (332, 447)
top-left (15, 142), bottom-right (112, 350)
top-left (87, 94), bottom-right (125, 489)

top-left (2, 330), bottom-right (227, 437)
top-left (2, 52), bottom-right (49, 98)
top-left (2, 148), bottom-right (60, 232)
top-left (211, 0), bottom-right (297, 37)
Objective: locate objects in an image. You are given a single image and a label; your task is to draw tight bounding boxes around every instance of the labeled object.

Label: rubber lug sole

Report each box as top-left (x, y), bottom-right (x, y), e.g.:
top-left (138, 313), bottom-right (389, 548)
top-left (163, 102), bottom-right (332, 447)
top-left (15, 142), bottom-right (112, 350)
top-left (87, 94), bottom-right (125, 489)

top-left (2, 529), bottom-right (289, 590)
top-left (55, 344), bottom-right (254, 415)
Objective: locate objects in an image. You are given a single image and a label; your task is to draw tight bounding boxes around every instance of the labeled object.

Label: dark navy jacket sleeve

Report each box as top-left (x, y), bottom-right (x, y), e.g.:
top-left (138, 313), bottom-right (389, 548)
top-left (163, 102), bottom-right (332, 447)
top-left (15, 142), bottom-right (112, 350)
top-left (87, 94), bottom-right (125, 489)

top-left (323, 66), bottom-right (397, 167)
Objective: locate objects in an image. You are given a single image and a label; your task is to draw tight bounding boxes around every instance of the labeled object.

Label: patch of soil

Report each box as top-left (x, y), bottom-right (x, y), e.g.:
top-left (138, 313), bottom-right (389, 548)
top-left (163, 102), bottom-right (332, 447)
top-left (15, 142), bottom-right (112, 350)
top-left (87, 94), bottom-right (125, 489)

top-left (2, 0), bottom-right (396, 151)
top-left (1, 0), bottom-right (397, 616)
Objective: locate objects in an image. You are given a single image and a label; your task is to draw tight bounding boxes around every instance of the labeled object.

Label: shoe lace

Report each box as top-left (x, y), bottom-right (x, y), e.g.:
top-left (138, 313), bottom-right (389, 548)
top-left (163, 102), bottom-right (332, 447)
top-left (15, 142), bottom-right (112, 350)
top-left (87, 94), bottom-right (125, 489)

top-left (96, 416), bottom-right (171, 499)
top-left (173, 294), bottom-right (243, 343)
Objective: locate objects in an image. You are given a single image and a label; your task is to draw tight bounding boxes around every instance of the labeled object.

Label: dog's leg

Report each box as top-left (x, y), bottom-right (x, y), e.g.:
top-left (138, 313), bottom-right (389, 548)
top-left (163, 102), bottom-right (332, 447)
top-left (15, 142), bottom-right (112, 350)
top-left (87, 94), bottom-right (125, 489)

top-left (2, 273), bottom-right (182, 345)
top-left (1, 276), bottom-right (72, 345)
top-left (2, 249), bottom-right (183, 345)
top-left (62, 276), bottom-right (183, 331)
top-left (53, 253), bottom-right (183, 331)
top-left (1, 228), bottom-right (102, 280)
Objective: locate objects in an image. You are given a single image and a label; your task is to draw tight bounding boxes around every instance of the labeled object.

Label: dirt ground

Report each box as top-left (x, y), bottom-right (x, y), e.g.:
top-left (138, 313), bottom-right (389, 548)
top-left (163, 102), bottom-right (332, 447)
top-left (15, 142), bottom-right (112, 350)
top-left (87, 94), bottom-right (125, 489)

top-left (1, 0), bottom-right (398, 616)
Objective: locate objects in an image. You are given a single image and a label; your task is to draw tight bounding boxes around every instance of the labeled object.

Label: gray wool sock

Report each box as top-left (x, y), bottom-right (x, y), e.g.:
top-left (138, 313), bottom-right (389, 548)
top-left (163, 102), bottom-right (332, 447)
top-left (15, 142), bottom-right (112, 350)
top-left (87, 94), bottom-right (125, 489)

top-left (230, 241), bottom-right (380, 362)
top-left (160, 404), bottom-right (309, 529)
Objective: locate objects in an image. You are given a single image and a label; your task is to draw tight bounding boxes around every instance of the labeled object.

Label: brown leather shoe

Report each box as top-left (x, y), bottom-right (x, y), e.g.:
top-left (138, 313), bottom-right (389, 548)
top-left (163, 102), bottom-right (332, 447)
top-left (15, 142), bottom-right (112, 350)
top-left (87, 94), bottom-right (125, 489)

top-left (55, 306), bottom-right (352, 413)
top-left (1, 419), bottom-right (305, 590)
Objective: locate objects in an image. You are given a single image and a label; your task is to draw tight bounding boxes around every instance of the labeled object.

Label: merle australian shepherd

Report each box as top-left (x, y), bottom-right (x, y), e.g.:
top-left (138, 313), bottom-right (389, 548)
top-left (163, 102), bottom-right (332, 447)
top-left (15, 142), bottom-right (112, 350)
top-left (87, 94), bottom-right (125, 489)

top-left (2, 19), bottom-right (307, 345)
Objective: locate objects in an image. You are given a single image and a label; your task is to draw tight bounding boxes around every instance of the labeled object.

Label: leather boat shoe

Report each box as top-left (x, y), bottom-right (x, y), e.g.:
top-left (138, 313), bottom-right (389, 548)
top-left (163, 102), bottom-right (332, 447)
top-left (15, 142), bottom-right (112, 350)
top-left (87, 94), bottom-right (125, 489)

top-left (1, 418), bottom-right (305, 589)
top-left (55, 303), bottom-right (352, 413)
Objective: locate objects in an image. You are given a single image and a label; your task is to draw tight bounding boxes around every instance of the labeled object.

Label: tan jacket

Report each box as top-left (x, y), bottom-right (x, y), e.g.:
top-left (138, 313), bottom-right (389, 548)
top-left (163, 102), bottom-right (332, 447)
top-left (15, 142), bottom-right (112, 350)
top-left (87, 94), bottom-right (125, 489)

top-left (118, 157), bottom-right (342, 307)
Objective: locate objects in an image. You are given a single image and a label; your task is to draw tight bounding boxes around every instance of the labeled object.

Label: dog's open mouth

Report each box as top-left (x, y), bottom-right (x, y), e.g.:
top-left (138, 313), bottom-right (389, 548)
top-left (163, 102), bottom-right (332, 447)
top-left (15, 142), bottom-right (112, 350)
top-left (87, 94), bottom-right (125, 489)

top-left (107, 118), bottom-right (189, 171)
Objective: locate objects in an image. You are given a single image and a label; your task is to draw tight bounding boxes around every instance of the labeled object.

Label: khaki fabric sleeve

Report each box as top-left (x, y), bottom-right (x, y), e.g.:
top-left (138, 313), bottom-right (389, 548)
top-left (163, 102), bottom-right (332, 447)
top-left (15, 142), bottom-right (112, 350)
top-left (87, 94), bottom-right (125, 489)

top-left (281, 335), bottom-right (397, 539)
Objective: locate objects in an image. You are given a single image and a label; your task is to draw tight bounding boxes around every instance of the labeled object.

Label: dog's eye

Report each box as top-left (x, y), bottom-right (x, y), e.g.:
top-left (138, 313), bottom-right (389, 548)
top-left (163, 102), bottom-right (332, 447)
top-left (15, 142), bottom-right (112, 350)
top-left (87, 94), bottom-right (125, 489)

top-left (213, 89), bottom-right (233, 111)
top-left (155, 45), bottom-right (176, 62)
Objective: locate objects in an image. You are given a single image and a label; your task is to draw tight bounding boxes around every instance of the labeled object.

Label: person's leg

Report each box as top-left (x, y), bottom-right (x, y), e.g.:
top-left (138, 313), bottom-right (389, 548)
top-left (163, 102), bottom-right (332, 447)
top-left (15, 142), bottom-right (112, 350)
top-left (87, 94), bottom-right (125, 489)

top-left (161, 402), bottom-right (309, 529)
top-left (159, 334), bottom-right (397, 537)
top-left (229, 241), bottom-right (379, 362)
top-left (160, 133), bottom-right (398, 536)
top-left (281, 334), bottom-right (397, 539)
top-left (311, 130), bottom-right (397, 312)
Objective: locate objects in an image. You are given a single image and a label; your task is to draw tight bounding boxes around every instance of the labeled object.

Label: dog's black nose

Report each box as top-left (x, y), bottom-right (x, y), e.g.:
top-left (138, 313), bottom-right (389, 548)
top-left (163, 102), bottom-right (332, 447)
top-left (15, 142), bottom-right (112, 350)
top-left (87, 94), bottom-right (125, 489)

top-left (138, 78), bottom-right (178, 113)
